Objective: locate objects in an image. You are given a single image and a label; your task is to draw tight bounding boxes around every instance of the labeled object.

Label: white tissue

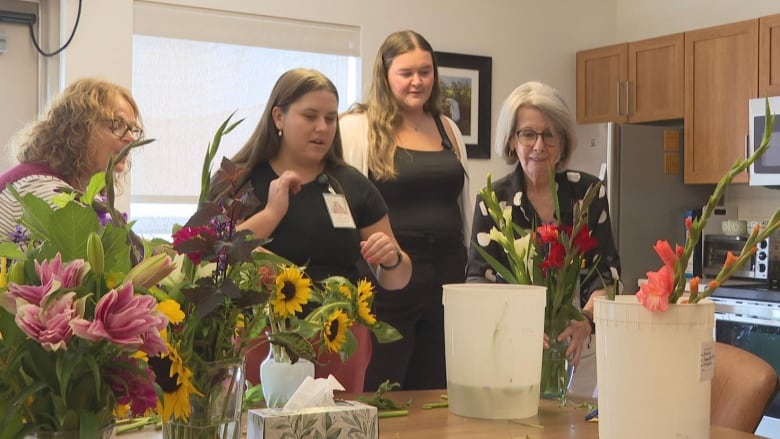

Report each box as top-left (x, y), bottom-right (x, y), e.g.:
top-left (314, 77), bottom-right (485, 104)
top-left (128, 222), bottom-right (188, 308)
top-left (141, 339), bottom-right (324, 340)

top-left (282, 375), bottom-right (345, 411)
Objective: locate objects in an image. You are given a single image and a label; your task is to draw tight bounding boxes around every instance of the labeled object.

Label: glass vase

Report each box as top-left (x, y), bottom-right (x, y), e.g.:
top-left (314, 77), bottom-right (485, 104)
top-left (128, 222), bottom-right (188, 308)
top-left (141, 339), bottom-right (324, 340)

top-left (162, 357), bottom-right (245, 439)
top-left (540, 318), bottom-right (574, 404)
top-left (259, 345), bottom-right (315, 408)
top-left (23, 423), bottom-right (115, 438)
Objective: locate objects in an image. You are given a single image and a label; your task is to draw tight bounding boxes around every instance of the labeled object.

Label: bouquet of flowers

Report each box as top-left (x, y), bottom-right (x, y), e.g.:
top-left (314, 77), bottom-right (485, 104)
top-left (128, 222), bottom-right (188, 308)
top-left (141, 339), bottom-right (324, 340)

top-left (474, 169), bottom-right (604, 401)
top-left (147, 115), bottom-right (400, 431)
top-left (0, 139), bottom-right (176, 437)
top-left (634, 99), bottom-right (780, 311)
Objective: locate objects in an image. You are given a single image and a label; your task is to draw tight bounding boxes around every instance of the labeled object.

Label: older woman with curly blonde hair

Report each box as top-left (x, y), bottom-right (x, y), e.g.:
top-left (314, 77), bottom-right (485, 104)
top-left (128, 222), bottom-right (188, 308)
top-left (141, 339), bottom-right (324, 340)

top-left (0, 77), bottom-right (144, 240)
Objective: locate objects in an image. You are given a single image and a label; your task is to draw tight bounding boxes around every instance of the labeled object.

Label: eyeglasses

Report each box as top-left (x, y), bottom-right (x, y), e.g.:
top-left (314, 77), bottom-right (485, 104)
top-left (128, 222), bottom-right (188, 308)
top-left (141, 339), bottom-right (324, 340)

top-left (514, 129), bottom-right (559, 147)
top-left (108, 118), bottom-right (144, 140)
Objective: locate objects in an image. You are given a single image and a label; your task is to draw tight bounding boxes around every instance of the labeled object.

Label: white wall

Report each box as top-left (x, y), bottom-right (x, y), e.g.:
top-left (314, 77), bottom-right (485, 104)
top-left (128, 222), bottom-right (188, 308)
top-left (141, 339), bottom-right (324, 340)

top-left (53, 0), bottom-right (616, 210)
top-left (19, 0), bottom-right (780, 218)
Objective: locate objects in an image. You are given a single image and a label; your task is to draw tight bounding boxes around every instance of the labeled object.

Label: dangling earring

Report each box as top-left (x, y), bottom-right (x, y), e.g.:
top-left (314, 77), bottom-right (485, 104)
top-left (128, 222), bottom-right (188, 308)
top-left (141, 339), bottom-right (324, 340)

top-left (277, 128), bottom-right (283, 137)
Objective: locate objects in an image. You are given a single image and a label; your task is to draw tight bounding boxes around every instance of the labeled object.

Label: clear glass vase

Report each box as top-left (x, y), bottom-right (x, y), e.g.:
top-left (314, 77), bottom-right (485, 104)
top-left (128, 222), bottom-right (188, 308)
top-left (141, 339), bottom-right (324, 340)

top-left (540, 318), bottom-right (574, 404)
top-left (162, 357), bottom-right (245, 439)
top-left (23, 423), bottom-right (115, 438)
top-left (259, 345), bottom-right (315, 408)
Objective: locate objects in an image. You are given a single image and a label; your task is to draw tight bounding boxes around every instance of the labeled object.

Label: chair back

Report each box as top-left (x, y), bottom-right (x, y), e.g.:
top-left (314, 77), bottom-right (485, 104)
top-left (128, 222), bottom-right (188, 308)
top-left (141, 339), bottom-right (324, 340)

top-left (711, 342), bottom-right (779, 433)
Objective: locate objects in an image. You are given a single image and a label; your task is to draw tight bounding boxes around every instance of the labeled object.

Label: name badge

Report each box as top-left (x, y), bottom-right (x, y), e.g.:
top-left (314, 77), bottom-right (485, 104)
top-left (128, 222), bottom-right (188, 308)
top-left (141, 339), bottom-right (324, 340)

top-left (323, 193), bottom-right (356, 229)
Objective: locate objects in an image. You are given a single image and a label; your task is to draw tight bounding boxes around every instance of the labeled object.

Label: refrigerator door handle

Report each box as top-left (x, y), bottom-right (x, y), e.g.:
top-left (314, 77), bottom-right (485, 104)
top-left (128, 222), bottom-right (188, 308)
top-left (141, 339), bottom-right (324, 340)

top-left (616, 81), bottom-right (622, 116)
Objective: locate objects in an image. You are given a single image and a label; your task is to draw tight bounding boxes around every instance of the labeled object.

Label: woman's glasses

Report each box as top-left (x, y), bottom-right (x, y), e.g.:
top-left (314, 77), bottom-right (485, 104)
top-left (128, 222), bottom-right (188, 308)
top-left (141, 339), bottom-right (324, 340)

top-left (514, 129), bottom-right (559, 147)
top-left (108, 118), bottom-right (144, 140)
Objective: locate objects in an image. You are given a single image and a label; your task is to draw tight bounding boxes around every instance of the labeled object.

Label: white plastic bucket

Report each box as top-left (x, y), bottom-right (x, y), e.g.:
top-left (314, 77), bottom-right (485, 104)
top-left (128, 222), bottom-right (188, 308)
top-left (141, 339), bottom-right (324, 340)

top-left (442, 283), bottom-right (546, 419)
top-left (594, 296), bottom-right (714, 439)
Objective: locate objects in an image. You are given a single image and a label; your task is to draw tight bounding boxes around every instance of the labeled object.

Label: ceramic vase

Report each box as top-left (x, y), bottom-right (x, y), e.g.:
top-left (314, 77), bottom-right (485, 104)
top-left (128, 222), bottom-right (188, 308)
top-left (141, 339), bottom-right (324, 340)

top-left (442, 283), bottom-right (546, 419)
top-left (259, 346), bottom-right (315, 408)
top-left (594, 296), bottom-right (714, 439)
top-left (162, 357), bottom-right (245, 439)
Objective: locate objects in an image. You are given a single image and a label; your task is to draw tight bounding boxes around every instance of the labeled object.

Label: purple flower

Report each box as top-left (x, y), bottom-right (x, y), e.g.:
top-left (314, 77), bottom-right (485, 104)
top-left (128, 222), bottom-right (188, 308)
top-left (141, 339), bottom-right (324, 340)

top-left (105, 356), bottom-right (159, 415)
top-left (7, 225), bottom-right (28, 245)
top-left (70, 281), bottom-right (168, 355)
top-left (15, 291), bottom-right (85, 351)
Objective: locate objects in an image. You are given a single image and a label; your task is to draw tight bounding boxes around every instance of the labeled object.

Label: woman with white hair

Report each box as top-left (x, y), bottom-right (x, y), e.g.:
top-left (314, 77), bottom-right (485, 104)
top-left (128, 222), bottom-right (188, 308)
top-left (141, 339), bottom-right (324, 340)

top-left (466, 81), bottom-right (621, 366)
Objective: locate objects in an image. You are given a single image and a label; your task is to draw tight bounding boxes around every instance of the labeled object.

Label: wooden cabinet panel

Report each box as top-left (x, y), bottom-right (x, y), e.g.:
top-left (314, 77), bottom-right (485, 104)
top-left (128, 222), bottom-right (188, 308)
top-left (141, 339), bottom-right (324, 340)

top-left (576, 35), bottom-right (683, 124)
top-left (629, 33), bottom-right (684, 122)
top-left (759, 13), bottom-right (780, 97)
top-left (684, 20), bottom-right (758, 184)
top-left (576, 43), bottom-right (627, 123)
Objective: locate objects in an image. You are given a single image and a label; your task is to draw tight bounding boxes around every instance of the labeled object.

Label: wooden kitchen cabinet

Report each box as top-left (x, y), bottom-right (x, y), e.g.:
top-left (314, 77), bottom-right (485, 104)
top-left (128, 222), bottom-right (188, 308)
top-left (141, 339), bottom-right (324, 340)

top-left (684, 19), bottom-right (758, 184)
top-left (576, 33), bottom-right (683, 124)
top-left (759, 13), bottom-right (780, 97)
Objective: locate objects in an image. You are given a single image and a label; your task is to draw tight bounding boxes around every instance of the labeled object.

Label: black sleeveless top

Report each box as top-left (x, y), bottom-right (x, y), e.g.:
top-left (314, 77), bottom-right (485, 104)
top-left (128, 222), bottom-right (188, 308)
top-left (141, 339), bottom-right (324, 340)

top-left (369, 116), bottom-right (465, 238)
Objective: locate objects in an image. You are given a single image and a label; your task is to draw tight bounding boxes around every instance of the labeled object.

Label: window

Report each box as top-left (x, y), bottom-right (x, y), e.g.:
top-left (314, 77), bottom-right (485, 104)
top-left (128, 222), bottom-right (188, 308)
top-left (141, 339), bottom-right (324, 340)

top-left (130, 3), bottom-right (360, 238)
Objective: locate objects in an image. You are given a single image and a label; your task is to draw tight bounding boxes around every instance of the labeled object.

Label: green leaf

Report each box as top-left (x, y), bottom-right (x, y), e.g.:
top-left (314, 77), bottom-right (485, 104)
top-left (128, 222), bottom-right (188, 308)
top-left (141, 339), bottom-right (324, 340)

top-left (40, 202), bottom-right (100, 261)
top-left (369, 321), bottom-right (402, 344)
top-left (473, 244), bottom-right (519, 284)
top-left (0, 242), bottom-right (24, 259)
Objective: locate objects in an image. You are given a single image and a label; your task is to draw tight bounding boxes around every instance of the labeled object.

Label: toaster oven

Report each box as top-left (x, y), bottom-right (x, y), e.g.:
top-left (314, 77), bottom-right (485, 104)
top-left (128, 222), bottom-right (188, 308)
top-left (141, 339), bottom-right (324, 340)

top-left (702, 234), bottom-right (776, 281)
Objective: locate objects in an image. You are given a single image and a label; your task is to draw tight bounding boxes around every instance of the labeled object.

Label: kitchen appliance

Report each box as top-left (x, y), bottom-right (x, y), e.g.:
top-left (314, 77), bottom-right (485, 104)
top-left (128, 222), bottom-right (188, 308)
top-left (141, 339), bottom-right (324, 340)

top-left (702, 234), bottom-right (774, 280)
top-left (712, 288), bottom-right (780, 437)
top-left (749, 96), bottom-right (780, 187)
top-left (604, 123), bottom-right (716, 291)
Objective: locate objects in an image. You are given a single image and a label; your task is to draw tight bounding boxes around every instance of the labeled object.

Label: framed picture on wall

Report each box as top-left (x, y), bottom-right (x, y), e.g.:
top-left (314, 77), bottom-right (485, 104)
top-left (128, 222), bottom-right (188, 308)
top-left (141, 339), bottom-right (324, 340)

top-left (435, 51), bottom-right (492, 159)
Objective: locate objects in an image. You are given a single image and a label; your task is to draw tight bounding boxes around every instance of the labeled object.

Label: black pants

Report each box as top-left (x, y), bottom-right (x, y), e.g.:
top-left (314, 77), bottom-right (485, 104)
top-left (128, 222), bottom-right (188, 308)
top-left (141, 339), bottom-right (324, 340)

top-left (363, 233), bottom-right (466, 391)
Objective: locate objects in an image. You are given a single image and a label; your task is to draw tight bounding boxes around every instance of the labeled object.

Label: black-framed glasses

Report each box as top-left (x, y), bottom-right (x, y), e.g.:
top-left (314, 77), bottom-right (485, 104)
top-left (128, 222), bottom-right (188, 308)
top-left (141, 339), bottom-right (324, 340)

top-left (514, 129), bottom-right (559, 147)
top-left (108, 118), bottom-right (144, 140)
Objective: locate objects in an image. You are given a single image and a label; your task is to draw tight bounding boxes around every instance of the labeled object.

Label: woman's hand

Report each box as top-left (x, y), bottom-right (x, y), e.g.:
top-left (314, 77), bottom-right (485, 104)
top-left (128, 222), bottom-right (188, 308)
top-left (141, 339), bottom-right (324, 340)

top-left (265, 170), bottom-right (303, 219)
top-left (359, 232), bottom-right (399, 267)
top-left (543, 318), bottom-right (592, 367)
top-left (236, 170), bottom-right (302, 239)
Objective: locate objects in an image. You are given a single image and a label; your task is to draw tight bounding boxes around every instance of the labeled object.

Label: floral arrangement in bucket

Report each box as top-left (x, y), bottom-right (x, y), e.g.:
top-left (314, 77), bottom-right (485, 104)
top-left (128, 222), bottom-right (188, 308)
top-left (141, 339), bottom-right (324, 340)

top-left (593, 100), bottom-right (780, 439)
top-left (629, 100), bottom-right (780, 309)
top-left (147, 115), bottom-right (401, 430)
top-left (0, 139), bottom-right (177, 437)
top-left (475, 170), bottom-right (603, 401)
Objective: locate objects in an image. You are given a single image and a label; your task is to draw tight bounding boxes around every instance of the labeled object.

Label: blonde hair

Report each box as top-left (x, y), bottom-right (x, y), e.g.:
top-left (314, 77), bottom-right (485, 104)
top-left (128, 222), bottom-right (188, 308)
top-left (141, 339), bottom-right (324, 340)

top-left (13, 78), bottom-right (141, 190)
top-left (348, 30), bottom-right (443, 180)
top-left (494, 81), bottom-right (576, 171)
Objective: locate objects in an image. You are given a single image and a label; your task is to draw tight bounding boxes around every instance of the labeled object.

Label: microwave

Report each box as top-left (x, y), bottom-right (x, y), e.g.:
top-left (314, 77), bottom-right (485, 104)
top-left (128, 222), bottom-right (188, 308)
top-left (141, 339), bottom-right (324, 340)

top-left (701, 233), bottom-right (777, 281)
top-left (748, 96), bottom-right (780, 186)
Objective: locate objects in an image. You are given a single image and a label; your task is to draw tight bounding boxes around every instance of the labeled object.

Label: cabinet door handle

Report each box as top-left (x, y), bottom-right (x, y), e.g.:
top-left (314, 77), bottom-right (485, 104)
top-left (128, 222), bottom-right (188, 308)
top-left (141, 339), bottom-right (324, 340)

top-left (616, 81), bottom-right (622, 115)
top-left (625, 80), bottom-right (631, 116)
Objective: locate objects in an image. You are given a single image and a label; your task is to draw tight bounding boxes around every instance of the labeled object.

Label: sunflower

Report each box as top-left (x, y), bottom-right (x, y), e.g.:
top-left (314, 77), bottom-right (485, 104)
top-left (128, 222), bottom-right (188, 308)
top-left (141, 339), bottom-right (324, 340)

top-left (157, 299), bottom-right (185, 324)
top-left (356, 279), bottom-right (376, 325)
top-left (148, 344), bottom-right (203, 422)
top-left (323, 309), bottom-right (352, 353)
top-left (271, 265), bottom-right (312, 318)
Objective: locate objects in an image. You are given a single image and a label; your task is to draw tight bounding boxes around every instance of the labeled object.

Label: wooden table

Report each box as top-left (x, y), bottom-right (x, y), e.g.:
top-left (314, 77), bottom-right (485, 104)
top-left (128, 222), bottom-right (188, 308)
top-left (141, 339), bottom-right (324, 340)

top-left (120, 389), bottom-right (761, 438)
top-left (358, 389), bottom-right (762, 439)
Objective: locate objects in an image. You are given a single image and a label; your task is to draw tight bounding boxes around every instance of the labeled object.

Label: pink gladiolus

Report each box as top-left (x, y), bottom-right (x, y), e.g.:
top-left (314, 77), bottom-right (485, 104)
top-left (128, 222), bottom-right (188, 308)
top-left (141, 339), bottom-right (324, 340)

top-left (15, 291), bottom-right (85, 351)
top-left (71, 281), bottom-right (168, 355)
top-left (637, 265), bottom-right (675, 311)
top-left (652, 240), bottom-right (678, 270)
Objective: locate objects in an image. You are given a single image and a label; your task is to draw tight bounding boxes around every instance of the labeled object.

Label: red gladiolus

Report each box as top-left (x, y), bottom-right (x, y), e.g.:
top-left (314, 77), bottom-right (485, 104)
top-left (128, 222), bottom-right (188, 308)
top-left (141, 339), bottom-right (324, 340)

top-left (572, 225), bottom-right (598, 254)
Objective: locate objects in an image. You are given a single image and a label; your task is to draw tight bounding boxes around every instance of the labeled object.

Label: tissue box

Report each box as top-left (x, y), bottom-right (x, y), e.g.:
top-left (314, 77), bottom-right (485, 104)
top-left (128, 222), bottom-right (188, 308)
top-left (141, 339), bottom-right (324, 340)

top-left (247, 400), bottom-right (378, 439)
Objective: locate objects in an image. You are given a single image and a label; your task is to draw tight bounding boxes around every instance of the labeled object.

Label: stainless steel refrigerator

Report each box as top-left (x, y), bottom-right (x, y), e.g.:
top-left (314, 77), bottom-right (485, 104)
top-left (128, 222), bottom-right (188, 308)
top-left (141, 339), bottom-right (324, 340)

top-left (604, 123), bottom-right (715, 293)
